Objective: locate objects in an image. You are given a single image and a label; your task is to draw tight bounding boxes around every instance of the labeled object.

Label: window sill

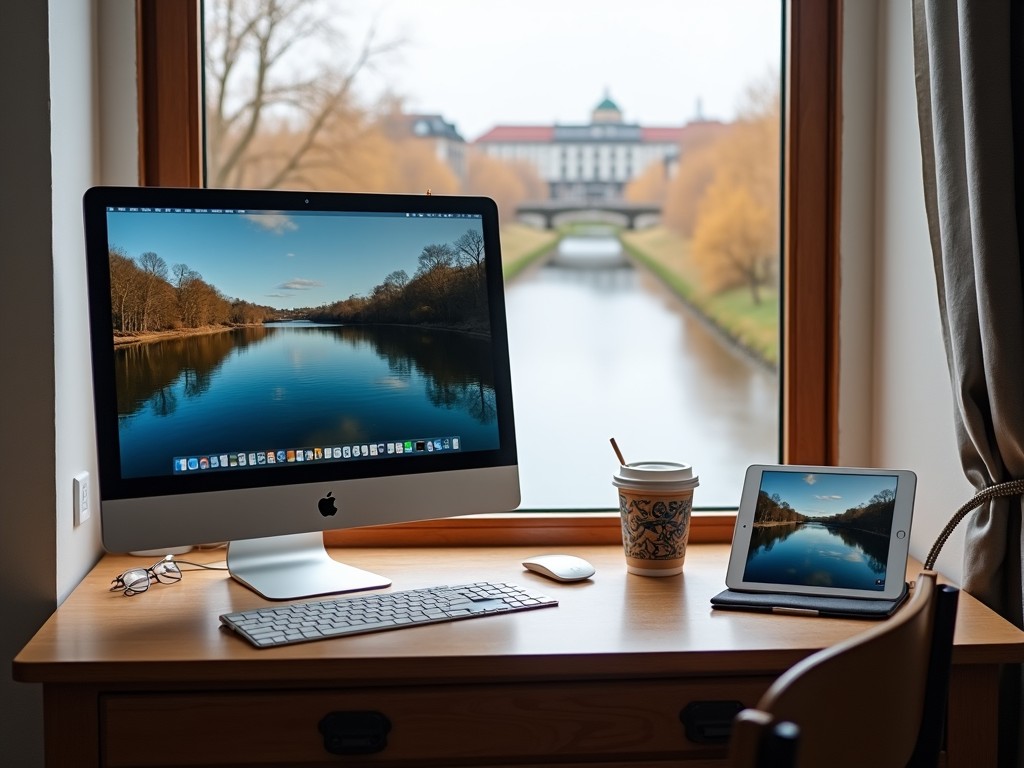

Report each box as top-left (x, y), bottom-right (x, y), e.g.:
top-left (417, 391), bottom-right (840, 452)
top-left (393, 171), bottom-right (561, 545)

top-left (323, 511), bottom-right (737, 548)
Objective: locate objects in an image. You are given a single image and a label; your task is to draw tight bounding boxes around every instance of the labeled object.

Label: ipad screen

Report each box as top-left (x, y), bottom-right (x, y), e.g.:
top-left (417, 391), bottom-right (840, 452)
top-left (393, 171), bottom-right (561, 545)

top-left (741, 469), bottom-right (902, 592)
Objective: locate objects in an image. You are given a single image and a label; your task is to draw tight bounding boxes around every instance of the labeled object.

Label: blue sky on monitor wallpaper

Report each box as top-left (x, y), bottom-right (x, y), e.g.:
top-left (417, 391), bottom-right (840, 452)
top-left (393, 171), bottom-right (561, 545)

top-left (106, 209), bottom-right (483, 310)
top-left (757, 471), bottom-right (898, 519)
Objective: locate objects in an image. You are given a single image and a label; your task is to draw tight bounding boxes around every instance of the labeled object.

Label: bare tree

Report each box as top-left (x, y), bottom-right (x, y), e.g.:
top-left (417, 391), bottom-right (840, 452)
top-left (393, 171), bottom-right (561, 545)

top-left (204, 0), bottom-right (402, 189)
top-left (137, 252), bottom-right (175, 331)
top-left (383, 269), bottom-right (409, 292)
top-left (173, 263), bottom-right (205, 327)
top-left (109, 248), bottom-right (140, 332)
top-left (416, 243), bottom-right (457, 275)
top-left (454, 229), bottom-right (486, 312)
top-left (454, 229), bottom-right (485, 271)
top-left (413, 244), bottom-right (457, 322)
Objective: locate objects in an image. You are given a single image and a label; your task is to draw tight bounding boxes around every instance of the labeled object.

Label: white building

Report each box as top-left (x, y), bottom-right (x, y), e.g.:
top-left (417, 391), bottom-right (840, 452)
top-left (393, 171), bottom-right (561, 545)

top-left (473, 94), bottom-right (721, 202)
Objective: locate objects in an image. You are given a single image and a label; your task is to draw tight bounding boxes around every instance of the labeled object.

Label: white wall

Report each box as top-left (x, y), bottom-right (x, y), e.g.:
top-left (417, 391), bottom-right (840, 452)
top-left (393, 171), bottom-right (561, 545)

top-left (1, 2), bottom-right (136, 765)
top-left (52, 0), bottom-right (105, 601)
top-left (51, 0), bottom-right (137, 602)
top-left (838, 1), bottom-right (879, 468)
top-left (840, 0), bottom-right (975, 585)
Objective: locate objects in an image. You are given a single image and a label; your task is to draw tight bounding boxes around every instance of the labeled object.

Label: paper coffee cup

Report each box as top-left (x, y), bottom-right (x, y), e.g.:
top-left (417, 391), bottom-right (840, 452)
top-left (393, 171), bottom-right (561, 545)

top-left (613, 462), bottom-right (699, 577)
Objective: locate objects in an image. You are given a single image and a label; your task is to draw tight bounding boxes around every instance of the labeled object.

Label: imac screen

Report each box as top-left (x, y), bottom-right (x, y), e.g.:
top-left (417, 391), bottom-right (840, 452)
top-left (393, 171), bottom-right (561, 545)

top-left (83, 187), bottom-right (519, 599)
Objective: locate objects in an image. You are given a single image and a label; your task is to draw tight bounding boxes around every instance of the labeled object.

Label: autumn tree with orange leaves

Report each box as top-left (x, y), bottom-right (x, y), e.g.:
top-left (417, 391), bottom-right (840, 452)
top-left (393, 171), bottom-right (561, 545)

top-left (464, 151), bottom-right (546, 223)
top-left (624, 161), bottom-right (669, 204)
top-left (661, 80), bottom-right (780, 303)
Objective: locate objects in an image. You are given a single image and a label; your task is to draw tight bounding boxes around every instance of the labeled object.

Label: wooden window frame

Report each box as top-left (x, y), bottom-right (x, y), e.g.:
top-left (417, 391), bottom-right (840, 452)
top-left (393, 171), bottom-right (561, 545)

top-left (135, 0), bottom-right (840, 547)
top-left (136, 0), bottom-right (203, 188)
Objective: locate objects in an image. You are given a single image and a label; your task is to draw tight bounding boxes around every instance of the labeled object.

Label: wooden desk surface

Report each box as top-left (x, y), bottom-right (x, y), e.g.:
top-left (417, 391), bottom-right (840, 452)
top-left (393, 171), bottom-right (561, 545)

top-left (14, 543), bottom-right (1024, 686)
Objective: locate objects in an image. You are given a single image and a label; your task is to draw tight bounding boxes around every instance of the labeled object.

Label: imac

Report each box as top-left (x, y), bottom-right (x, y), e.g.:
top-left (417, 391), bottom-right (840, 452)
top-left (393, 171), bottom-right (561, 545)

top-left (83, 186), bottom-right (520, 600)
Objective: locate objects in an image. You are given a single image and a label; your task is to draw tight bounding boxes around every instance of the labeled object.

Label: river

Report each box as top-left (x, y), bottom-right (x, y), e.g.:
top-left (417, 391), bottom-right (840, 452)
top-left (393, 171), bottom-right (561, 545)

top-left (504, 232), bottom-right (779, 510)
top-left (114, 323), bottom-right (501, 479)
top-left (742, 522), bottom-right (890, 591)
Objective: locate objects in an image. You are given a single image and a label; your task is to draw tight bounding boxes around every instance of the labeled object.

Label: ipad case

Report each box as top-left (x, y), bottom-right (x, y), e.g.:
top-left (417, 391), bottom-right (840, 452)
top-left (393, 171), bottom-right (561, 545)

top-left (710, 581), bottom-right (910, 619)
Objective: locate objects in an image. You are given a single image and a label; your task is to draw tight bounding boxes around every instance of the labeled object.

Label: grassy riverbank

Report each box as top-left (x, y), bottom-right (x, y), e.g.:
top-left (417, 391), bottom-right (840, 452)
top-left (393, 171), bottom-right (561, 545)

top-left (620, 226), bottom-right (779, 367)
top-left (498, 223), bottom-right (560, 281)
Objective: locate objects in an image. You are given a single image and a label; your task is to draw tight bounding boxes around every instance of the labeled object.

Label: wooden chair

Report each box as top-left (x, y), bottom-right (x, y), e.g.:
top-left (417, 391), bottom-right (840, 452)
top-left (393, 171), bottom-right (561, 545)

top-left (729, 571), bottom-right (959, 768)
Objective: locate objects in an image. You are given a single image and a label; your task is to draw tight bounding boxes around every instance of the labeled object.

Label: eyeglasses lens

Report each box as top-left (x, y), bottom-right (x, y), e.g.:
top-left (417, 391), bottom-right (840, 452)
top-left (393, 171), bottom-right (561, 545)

top-left (120, 568), bottom-right (151, 595)
top-left (151, 559), bottom-right (182, 584)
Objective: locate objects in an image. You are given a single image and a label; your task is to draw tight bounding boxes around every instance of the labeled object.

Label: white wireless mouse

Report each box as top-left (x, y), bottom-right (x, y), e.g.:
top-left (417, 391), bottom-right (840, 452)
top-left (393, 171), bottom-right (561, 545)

top-left (522, 554), bottom-right (596, 583)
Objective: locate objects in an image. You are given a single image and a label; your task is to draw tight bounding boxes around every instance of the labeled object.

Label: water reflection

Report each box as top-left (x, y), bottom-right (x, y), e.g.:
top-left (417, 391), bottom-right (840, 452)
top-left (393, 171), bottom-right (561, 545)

top-left (743, 522), bottom-right (888, 591)
top-left (115, 323), bottom-right (500, 478)
top-left (505, 235), bottom-right (778, 509)
top-left (551, 234), bottom-right (630, 269)
top-left (544, 260), bottom-right (635, 291)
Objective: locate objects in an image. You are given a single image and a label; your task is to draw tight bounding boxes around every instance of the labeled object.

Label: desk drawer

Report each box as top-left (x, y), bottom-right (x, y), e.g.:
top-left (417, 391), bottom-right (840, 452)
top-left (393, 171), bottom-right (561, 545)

top-left (101, 677), bottom-right (773, 767)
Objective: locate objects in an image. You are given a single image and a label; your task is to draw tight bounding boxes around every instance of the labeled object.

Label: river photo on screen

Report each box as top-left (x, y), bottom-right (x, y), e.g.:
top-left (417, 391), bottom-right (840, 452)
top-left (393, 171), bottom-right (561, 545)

top-left (106, 207), bottom-right (500, 479)
top-left (742, 470), bottom-right (900, 591)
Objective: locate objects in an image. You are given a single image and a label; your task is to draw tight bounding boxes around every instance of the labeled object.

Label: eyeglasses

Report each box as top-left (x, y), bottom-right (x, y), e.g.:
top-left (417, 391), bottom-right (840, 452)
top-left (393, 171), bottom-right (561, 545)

top-left (109, 555), bottom-right (183, 596)
top-left (109, 554), bottom-right (228, 596)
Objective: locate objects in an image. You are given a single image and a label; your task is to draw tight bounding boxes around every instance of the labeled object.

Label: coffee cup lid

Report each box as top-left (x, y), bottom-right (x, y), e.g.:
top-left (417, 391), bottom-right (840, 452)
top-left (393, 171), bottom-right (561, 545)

top-left (612, 461), bottom-right (699, 490)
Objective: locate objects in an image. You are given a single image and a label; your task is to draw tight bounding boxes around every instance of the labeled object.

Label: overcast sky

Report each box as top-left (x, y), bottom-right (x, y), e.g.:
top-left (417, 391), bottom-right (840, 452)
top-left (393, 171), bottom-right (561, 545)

top-left (341, 0), bottom-right (783, 140)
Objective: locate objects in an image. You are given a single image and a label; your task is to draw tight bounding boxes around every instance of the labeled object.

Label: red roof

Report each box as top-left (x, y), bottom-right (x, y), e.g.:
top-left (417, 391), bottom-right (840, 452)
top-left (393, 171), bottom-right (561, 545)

top-left (473, 120), bottom-right (727, 146)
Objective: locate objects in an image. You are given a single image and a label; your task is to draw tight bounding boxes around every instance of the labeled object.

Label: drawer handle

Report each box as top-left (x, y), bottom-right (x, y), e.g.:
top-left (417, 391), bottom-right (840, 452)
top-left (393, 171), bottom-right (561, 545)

top-left (318, 710), bottom-right (392, 755)
top-left (679, 700), bottom-right (745, 743)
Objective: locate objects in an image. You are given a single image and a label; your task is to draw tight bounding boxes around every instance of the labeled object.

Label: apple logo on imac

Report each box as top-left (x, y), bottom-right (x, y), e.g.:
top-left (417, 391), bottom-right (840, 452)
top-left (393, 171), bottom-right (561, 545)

top-left (318, 492), bottom-right (338, 517)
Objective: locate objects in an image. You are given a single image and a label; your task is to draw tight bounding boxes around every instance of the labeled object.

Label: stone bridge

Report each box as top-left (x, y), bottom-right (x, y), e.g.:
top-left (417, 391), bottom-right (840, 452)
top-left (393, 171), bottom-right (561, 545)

top-left (515, 200), bottom-right (661, 230)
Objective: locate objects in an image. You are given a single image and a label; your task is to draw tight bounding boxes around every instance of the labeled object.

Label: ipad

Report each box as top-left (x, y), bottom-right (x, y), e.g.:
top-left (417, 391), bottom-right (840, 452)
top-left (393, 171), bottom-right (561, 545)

top-left (725, 465), bottom-right (916, 601)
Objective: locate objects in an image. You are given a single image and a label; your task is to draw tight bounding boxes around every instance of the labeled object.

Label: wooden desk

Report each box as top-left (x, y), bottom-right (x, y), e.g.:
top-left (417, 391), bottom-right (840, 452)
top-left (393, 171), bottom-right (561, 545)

top-left (14, 544), bottom-right (1024, 768)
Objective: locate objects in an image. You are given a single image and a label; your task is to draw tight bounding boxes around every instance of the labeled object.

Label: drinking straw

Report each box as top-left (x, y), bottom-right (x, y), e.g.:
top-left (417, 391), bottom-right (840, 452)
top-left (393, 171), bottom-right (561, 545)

top-left (609, 438), bottom-right (626, 466)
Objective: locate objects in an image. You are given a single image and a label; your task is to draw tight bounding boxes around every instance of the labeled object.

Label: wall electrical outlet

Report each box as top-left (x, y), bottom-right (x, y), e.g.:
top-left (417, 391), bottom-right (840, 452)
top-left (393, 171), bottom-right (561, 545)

top-left (73, 471), bottom-right (91, 526)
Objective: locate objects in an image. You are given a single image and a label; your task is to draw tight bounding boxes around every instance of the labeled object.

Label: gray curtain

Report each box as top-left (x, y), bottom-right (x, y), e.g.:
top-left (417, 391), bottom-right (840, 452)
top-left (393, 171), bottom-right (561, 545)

top-left (914, 1), bottom-right (1024, 763)
top-left (914, 0), bottom-right (1024, 617)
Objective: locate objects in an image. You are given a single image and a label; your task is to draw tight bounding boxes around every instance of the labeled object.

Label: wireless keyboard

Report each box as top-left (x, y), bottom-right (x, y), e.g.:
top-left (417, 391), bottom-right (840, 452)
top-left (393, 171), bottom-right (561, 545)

top-left (220, 581), bottom-right (558, 648)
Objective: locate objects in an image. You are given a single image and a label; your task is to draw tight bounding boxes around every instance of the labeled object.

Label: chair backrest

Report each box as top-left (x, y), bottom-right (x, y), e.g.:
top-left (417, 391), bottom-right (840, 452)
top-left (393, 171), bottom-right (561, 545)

top-left (729, 571), bottom-right (959, 768)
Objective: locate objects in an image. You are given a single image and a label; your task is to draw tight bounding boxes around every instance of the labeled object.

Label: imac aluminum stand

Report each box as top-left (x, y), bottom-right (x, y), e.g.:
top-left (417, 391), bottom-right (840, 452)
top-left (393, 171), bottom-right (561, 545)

top-left (227, 532), bottom-right (391, 601)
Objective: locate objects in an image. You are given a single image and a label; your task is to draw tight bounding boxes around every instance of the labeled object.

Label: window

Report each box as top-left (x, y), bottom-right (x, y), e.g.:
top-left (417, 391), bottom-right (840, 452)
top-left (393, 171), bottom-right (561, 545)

top-left (136, 0), bottom-right (838, 544)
